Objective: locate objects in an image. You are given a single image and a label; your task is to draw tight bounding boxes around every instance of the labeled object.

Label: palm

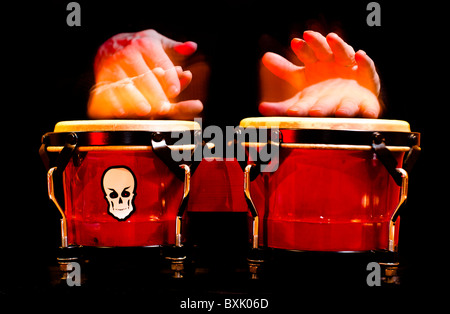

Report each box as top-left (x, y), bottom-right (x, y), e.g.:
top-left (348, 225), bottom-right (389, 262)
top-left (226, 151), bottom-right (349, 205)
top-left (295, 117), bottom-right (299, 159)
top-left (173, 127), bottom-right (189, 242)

top-left (259, 31), bottom-right (381, 118)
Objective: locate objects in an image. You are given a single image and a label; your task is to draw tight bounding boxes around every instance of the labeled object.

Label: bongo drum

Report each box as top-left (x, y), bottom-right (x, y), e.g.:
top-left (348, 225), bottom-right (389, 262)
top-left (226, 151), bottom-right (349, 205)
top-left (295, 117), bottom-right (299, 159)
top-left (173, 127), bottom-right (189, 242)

top-left (40, 120), bottom-right (200, 248)
top-left (239, 117), bottom-right (420, 252)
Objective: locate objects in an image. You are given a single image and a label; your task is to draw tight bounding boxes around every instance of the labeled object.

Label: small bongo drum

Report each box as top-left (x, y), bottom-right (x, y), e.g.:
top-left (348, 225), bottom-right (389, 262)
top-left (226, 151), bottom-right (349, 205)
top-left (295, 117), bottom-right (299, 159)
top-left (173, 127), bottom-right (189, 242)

top-left (239, 117), bottom-right (420, 252)
top-left (40, 120), bottom-right (200, 248)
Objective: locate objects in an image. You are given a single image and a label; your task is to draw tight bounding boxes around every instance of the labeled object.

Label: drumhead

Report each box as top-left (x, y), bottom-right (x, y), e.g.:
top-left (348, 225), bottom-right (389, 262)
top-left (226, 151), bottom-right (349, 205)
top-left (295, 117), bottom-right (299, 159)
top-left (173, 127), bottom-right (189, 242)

top-left (54, 119), bottom-right (201, 132)
top-left (44, 120), bottom-right (201, 152)
top-left (239, 117), bottom-right (419, 151)
top-left (239, 117), bottom-right (411, 132)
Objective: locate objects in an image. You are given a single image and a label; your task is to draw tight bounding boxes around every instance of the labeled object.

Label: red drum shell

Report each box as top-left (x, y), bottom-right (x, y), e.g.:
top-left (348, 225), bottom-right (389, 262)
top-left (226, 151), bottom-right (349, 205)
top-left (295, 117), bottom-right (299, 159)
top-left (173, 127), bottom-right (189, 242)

top-left (251, 148), bottom-right (403, 251)
top-left (64, 151), bottom-right (183, 247)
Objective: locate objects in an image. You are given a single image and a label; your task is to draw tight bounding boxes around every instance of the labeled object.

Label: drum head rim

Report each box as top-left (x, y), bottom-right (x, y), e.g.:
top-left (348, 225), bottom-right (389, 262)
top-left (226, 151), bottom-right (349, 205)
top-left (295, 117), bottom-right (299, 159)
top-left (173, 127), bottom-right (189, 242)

top-left (54, 119), bottom-right (201, 132)
top-left (239, 117), bottom-right (411, 132)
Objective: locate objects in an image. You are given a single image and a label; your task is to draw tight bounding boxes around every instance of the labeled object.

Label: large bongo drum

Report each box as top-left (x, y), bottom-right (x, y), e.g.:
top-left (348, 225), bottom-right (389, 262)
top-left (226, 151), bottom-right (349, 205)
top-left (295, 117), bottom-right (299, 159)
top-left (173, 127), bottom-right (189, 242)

top-left (239, 117), bottom-right (420, 252)
top-left (40, 120), bottom-right (200, 248)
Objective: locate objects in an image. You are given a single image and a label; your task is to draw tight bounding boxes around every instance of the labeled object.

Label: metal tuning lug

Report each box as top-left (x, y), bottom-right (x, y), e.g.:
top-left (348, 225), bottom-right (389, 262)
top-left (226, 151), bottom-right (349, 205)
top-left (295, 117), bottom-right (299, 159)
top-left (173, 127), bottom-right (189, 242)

top-left (389, 168), bottom-right (409, 253)
top-left (165, 164), bottom-right (191, 279)
top-left (244, 164), bottom-right (264, 279)
top-left (47, 167), bottom-right (68, 249)
top-left (176, 164), bottom-right (191, 248)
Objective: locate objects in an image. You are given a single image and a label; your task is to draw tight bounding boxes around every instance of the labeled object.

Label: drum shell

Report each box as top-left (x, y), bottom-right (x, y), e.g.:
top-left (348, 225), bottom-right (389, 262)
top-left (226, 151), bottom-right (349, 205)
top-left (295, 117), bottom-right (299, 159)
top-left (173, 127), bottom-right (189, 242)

top-left (251, 147), bottom-right (404, 252)
top-left (63, 150), bottom-right (183, 247)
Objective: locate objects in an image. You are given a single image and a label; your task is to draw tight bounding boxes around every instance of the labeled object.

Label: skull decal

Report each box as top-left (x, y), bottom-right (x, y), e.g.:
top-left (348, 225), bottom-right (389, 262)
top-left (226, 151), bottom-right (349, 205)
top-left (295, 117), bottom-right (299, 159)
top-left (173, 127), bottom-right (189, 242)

top-left (101, 166), bottom-right (137, 221)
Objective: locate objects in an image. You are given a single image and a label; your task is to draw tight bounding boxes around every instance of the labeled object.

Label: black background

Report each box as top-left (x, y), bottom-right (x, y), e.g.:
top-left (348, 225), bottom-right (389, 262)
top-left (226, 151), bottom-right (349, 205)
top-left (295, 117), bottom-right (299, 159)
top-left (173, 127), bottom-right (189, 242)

top-left (2, 0), bottom-right (445, 305)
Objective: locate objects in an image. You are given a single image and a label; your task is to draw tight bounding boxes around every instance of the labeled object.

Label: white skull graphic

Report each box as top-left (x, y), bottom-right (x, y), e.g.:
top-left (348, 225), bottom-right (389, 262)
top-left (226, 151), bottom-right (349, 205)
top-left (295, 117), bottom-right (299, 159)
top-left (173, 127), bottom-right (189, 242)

top-left (102, 166), bottom-right (136, 221)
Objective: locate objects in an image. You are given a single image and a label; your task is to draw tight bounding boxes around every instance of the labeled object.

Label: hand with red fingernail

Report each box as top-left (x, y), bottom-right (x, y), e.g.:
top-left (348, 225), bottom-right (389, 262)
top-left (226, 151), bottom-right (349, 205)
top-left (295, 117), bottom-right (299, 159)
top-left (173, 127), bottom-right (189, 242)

top-left (88, 29), bottom-right (203, 119)
top-left (259, 31), bottom-right (382, 118)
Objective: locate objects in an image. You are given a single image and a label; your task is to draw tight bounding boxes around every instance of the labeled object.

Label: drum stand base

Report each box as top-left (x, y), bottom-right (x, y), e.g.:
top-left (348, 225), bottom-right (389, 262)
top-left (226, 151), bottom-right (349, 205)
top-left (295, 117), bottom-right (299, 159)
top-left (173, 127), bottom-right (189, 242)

top-left (247, 258), bottom-right (264, 280)
top-left (165, 256), bottom-right (186, 279)
top-left (53, 246), bottom-right (83, 286)
top-left (57, 257), bottom-right (78, 281)
top-left (376, 250), bottom-right (401, 285)
top-left (164, 246), bottom-right (187, 279)
top-left (247, 248), bottom-right (265, 280)
top-left (380, 262), bottom-right (400, 285)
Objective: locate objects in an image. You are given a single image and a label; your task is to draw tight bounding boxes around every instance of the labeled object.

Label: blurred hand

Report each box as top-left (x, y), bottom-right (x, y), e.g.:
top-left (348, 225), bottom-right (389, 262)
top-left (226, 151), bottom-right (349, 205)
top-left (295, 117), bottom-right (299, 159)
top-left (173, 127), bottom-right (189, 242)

top-left (88, 29), bottom-right (203, 119)
top-left (259, 31), bottom-right (381, 118)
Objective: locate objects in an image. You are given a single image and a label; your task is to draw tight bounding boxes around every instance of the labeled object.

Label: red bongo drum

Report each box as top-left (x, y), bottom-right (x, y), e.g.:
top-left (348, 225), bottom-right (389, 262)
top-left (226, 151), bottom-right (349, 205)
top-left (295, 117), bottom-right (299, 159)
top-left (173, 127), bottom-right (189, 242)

top-left (41, 120), bottom-right (200, 248)
top-left (239, 117), bottom-right (420, 252)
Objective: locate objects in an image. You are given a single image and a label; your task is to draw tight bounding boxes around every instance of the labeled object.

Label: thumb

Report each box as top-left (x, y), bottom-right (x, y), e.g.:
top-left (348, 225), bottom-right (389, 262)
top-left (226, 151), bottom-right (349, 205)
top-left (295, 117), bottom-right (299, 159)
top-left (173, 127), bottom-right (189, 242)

top-left (173, 41), bottom-right (198, 56)
top-left (161, 36), bottom-right (198, 57)
top-left (262, 52), bottom-right (306, 90)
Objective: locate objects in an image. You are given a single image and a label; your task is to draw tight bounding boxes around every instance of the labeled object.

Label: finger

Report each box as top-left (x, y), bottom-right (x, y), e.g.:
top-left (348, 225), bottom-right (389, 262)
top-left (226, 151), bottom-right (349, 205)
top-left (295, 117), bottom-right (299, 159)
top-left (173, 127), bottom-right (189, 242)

top-left (326, 33), bottom-right (356, 67)
top-left (116, 46), bottom-right (152, 77)
top-left (335, 97), bottom-right (360, 117)
top-left (132, 71), bottom-right (172, 115)
top-left (261, 52), bottom-right (306, 90)
top-left (148, 29), bottom-right (198, 56)
top-left (291, 38), bottom-right (317, 64)
top-left (137, 37), bottom-right (181, 97)
top-left (153, 66), bottom-right (193, 96)
top-left (303, 30), bottom-right (333, 62)
top-left (360, 95), bottom-right (381, 118)
top-left (151, 66), bottom-right (180, 98)
top-left (139, 29), bottom-right (198, 57)
top-left (138, 36), bottom-right (177, 70)
top-left (286, 93), bottom-right (318, 116)
top-left (152, 67), bottom-right (181, 97)
top-left (177, 69), bottom-right (193, 92)
top-left (88, 84), bottom-right (126, 118)
top-left (308, 95), bottom-right (338, 116)
top-left (355, 50), bottom-right (380, 95)
top-left (165, 100), bottom-right (203, 119)
top-left (173, 41), bottom-right (198, 56)
top-left (259, 95), bottom-right (299, 116)
top-left (95, 61), bottom-right (129, 83)
top-left (116, 83), bottom-right (152, 117)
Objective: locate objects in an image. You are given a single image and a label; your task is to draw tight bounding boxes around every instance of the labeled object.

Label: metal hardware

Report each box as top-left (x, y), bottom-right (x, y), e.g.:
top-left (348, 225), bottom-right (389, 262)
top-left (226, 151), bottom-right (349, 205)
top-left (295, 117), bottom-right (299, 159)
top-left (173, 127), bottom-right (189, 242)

top-left (243, 164), bottom-right (265, 279)
top-left (244, 164), bottom-right (259, 248)
top-left (151, 133), bottom-right (185, 181)
top-left (47, 167), bottom-right (68, 248)
top-left (57, 256), bottom-right (79, 281)
top-left (238, 128), bottom-right (281, 279)
top-left (166, 256), bottom-right (185, 279)
top-left (379, 262), bottom-right (400, 285)
top-left (247, 257), bottom-right (264, 280)
top-left (42, 133), bottom-right (78, 250)
top-left (235, 128), bottom-right (281, 181)
top-left (372, 132), bottom-right (403, 186)
top-left (165, 164), bottom-right (190, 279)
top-left (404, 144), bottom-right (421, 174)
top-left (176, 164), bottom-right (191, 247)
top-left (389, 168), bottom-right (408, 252)
top-left (151, 131), bottom-right (201, 181)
